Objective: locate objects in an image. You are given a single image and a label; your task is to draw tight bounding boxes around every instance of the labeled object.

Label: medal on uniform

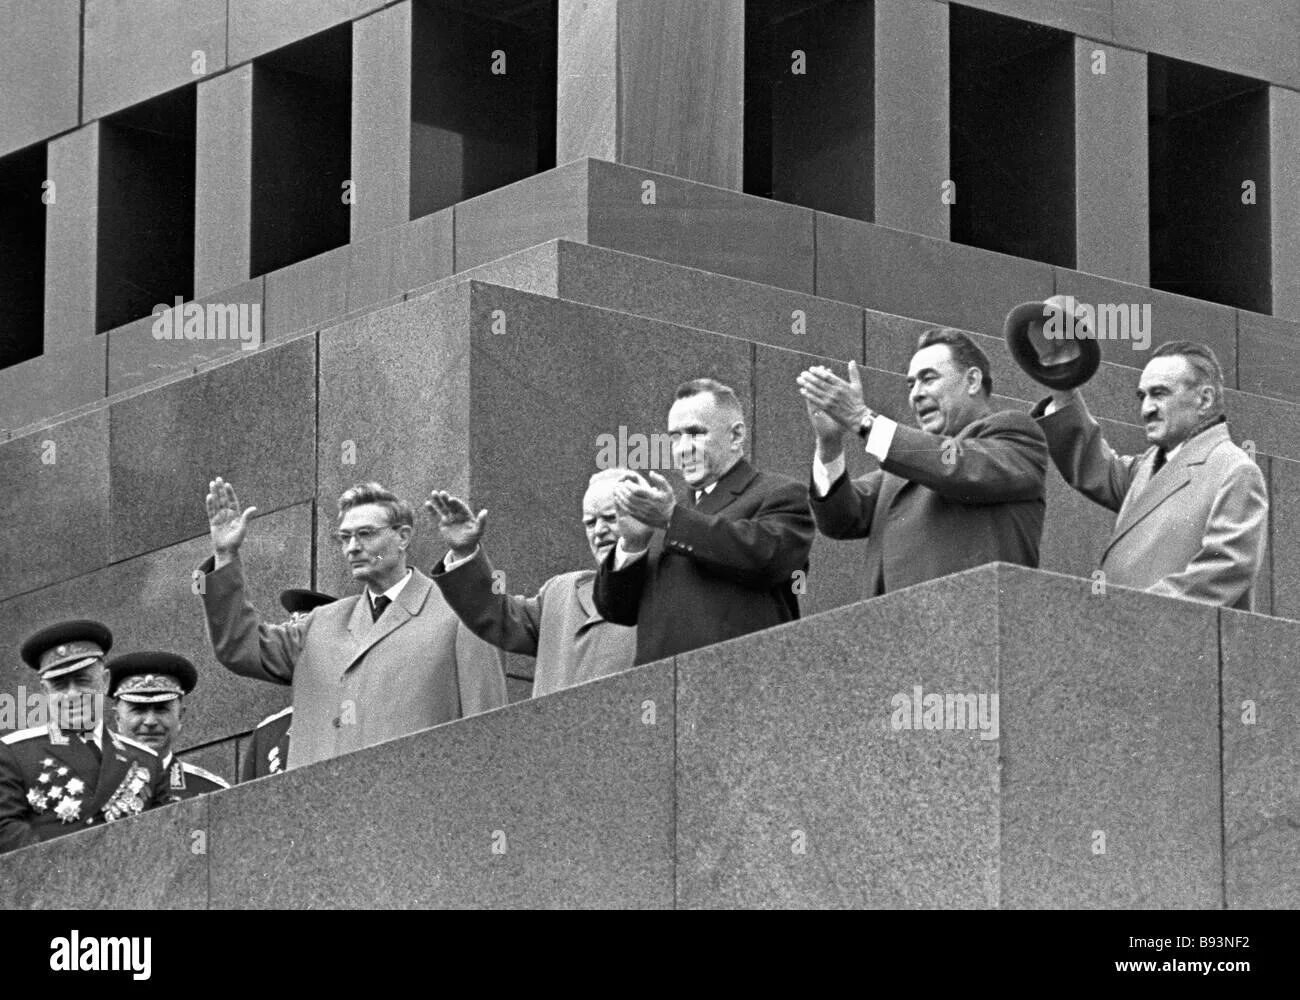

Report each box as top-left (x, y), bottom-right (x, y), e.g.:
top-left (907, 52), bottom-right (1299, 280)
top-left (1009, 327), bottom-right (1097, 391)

top-left (170, 761), bottom-right (186, 790)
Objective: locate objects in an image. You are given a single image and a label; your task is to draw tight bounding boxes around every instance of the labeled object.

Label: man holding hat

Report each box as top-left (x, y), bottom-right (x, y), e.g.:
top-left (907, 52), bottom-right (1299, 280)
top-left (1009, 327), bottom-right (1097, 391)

top-left (1007, 297), bottom-right (1268, 609)
top-left (0, 621), bottom-right (169, 854)
top-left (108, 652), bottom-right (230, 801)
top-left (236, 588), bottom-right (333, 782)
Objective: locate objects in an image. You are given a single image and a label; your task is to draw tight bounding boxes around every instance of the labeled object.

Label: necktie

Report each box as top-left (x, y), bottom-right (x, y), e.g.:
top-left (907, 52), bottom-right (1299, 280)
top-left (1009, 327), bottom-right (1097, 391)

top-left (370, 594), bottom-right (391, 623)
top-left (1150, 449), bottom-right (1167, 477)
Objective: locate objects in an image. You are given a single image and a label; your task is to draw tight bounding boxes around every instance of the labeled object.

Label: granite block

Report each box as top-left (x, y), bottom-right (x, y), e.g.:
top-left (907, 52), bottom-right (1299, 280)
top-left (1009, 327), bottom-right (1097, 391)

top-left (549, 240), bottom-right (861, 359)
top-left (1268, 456), bottom-right (1300, 620)
top-left (751, 344), bottom-right (873, 616)
top-left (107, 278), bottom-right (265, 394)
top-left (1038, 465), bottom-right (1121, 582)
top-left (676, 568), bottom-right (1002, 908)
top-left (264, 244), bottom-right (352, 338)
top-left (229, 0), bottom-right (385, 63)
top-left (43, 126), bottom-right (99, 355)
top-left (1220, 608), bottom-right (1300, 908)
top-left (1114, 0), bottom-right (1300, 91)
top-left (950, 0), bottom-right (1113, 39)
top-left (873, 0), bottom-right (949, 238)
top-left (208, 661), bottom-right (674, 908)
top-left (0, 0), bottom-right (80, 158)
top-left (463, 283), bottom-right (754, 597)
top-left (1054, 269), bottom-right (1239, 383)
top-left (1238, 311), bottom-right (1300, 404)
top-left (587, 159), bottom-right (816, 292)
top-left (997, 565), bottom-right (1222, 908)
top-left (0, 337), bottom-right (107, 437)
top-left (1222, 388), bottom-right (1300, 469)
top-left (108, 336), bottom-right (316, 562)
top-left (348, 209), bottom-right (454, 313)
top-left (315, 284), bottom-right (473, 595)
top-left (195, 66), bottom-right (254, 298)
top-left (1074, 41), bottom-right (1148, 286)
top-left (0, 409), bottom-right (109, 601)
top-left (815, 212), bottom-right (1053, 338)
top-left (0, 505), bottom-right (304, 751)
top-left (0, 796), bottom-right (209, 910)
top-left (615, 0), bottom-right (744, 189)
top-left (351, 1), bottom-right (412, 241)
top-left (453, 159), bottom-right (590, 272)
top-left (1270, 87), bottom-right (1300, 321)
top-left (408, 240), bottom-right (561, 301)
top-left (556, 0), bottom-right (618, 165)
top-left (83, 0), bottom-right (227, 121)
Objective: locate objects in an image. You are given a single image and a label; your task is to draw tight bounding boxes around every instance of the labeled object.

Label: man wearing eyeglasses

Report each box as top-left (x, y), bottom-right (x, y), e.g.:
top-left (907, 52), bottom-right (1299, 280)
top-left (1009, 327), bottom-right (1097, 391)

top-left (195, 478), bottom-right (507, 770)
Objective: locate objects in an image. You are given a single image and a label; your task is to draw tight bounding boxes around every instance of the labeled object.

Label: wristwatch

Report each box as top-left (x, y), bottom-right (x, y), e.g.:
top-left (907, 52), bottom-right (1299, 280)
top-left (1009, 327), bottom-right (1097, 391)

top-left (856, 410), bottom-right (875, 439)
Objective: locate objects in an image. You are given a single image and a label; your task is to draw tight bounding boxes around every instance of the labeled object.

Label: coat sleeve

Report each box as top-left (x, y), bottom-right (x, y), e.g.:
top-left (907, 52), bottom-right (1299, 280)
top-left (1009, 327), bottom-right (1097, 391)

top-left (810, 468), bottom-right (885, 540)
top-left (592, 547), bottom-right (649, 626)
top-left (454, 621), bottom-right (509, 717)
top-left (430, 549), bottom-right (544, 656)
top-left (660, 479), bottom-right (814, 589)
top-left (1033, 393), bottom-right (1138, 513)
top-left (878, 412), bottom-right (1048, 504)
top-left (1145, 461), bottom-right (1269, 606)
top-left (198, 555), bottom-right (300, 685)
top-left (0, 744), bottom-right (38, 854)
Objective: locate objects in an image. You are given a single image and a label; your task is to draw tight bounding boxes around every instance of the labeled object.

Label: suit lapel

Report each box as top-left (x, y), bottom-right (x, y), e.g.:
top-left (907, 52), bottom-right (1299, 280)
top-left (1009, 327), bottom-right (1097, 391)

top-left (85, 733), bottom-right (131, 815)
top-left (574, 574), bottom-right (604, 632)
top-left (340, 569), bottom-right (433, 676)
top-left (695, 459), bottom-right (757, 516)
top-left (1103, 425), bottom-right (1228, 559)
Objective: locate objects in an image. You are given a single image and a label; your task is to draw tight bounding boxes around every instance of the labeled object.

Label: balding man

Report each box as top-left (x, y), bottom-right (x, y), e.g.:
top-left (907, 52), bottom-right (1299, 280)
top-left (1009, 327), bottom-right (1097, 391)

top-left (594, 378), bottom-right (815, 665)
top-left (427, 469), bottom-right (638, 696)
top-left (1032, 340), bottom-right (1267, 608)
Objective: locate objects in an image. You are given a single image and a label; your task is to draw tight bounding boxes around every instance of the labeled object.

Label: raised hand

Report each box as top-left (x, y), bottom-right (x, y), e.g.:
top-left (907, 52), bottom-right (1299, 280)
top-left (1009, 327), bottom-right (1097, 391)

top-left (206, 477), bottom-right (257, 565)
top-left (424, 490), bottom-right (487, 557)
top-left (797, 361), bottom-right (869, 432)
top-left (614, 470), bottom-right (676, 530)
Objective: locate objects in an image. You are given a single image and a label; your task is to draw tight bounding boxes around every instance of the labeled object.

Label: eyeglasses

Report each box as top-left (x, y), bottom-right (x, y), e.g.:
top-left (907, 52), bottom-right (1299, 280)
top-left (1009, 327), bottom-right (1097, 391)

top-left (331, 525), bottom-right (395, 545)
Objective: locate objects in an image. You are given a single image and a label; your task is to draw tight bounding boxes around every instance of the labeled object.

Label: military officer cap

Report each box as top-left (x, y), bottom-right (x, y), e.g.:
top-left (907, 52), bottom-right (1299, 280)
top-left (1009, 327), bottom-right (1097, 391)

top-left (107, 652), bottom-right (198, 704)
top-left (279, 588), bottom-right (337, 615)
top-left (19, 620), bottom-right (114, 679)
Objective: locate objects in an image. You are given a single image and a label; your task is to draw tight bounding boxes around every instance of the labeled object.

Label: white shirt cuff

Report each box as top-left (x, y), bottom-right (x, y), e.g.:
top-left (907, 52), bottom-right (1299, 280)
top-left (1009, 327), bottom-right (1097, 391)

top-left (614, 538), bottom-right (649, 570)
top-left (443, 546), bottom-right (480, 571)
top-left (863, 414), bottom-right (898, 462)
top-left (812, 452), bottom-right (846, 498)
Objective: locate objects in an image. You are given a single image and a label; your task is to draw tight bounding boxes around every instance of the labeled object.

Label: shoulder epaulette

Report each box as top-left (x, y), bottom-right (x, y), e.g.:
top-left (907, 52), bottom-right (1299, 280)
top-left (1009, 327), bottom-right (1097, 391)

top-left (180, 762), bottom-right (231, 788)
top-left (1, 725), bottom-right (48, 745)
top-left (255, 706), bottom-right (293, 729)
top-left (110, 731), bottom-right (159, 757)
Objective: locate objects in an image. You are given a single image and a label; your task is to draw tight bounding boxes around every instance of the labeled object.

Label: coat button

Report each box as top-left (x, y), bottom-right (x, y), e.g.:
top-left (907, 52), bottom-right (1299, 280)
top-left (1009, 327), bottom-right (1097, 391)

top-left (332, 716), bottom-right (341, 728)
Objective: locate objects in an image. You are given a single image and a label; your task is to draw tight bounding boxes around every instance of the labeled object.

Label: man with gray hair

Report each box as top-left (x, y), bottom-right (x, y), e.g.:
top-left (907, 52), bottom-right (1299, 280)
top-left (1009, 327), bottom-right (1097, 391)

top-left (1032, 340), bottom-right (1268, 609)
top-left (426, 469), bottom-right (637, 696)
top-left (197, 477), bottom-right (507, 769)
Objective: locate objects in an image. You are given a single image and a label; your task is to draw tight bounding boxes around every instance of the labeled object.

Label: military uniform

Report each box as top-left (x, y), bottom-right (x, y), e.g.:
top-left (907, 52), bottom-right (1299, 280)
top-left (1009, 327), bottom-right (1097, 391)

top-left (161, 754), bottom-right (230, 802)
top-left (238, 707), bottom-right (292, 781)
top-left (0, 621), bottom-right (169, 855)
top-left (108, 650), bottom-right (232, 801)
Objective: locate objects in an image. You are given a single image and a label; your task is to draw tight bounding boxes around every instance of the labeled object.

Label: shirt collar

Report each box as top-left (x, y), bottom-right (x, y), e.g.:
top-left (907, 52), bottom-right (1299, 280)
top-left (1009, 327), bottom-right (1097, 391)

top-left (368, 568), bottom-right (412, 606)
top-left (694, 482), bottom-right (718, 501)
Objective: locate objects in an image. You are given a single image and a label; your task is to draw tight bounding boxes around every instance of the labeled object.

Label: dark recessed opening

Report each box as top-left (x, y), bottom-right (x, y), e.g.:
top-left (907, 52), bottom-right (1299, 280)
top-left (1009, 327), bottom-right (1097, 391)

top-left (949, 4), bottom-right (1075, 267)
top-left (1149, 56), bottom-right (1270, 312)
top-left (251, 24), bottom-right (352, 277)
top-left (409, 0), bottom-right (556, 220)
top-left (96, 87), bottom-right (197, 333)
top-left (0, 142), bottom-right (47, 368)
top-left (744, 0), bottom-right (875, 221)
